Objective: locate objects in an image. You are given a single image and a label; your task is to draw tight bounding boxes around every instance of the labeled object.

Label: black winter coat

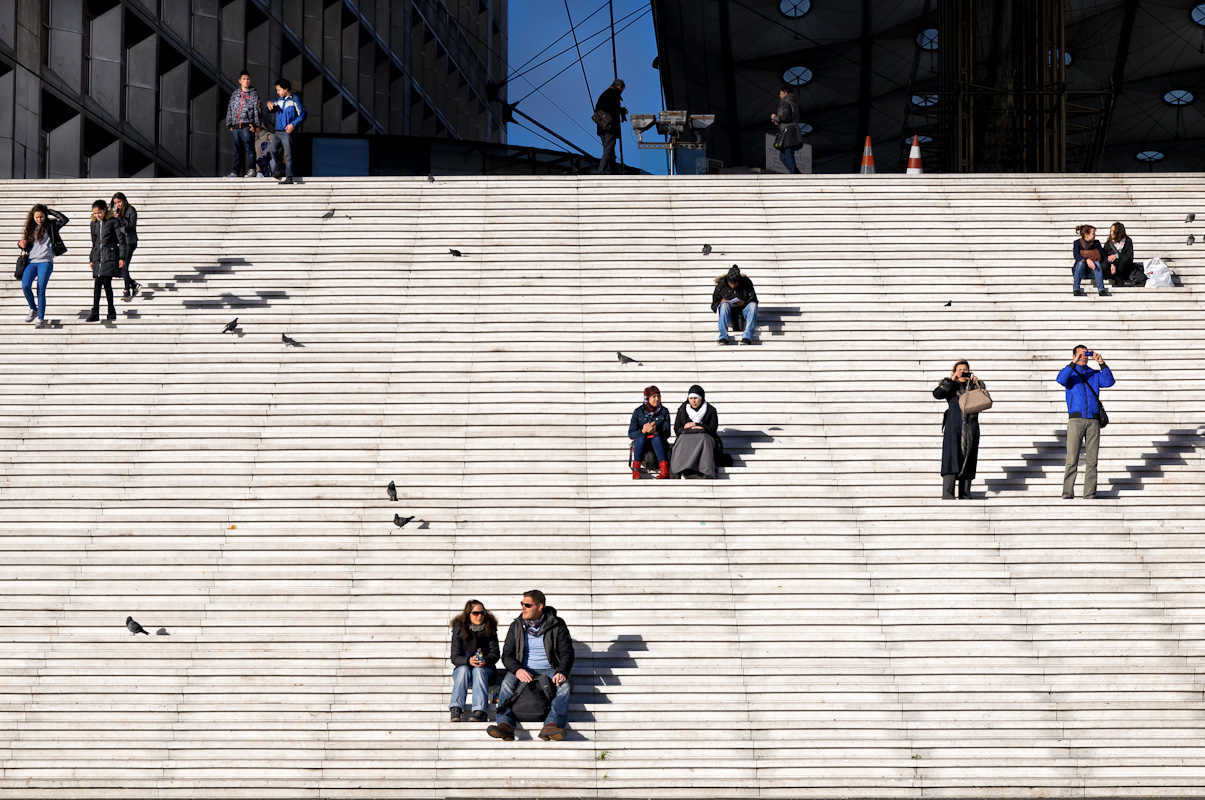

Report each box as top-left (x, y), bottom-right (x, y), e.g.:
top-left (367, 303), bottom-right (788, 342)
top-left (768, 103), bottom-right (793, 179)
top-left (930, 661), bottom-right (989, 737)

top-left (775, 92), bottom-right (803, 150)
top-left (450, 624), bottom-right (500, 669)
top-left (1103, 237), bottom-right (1135, 281)
top-left (501, 607), bottom-right (574, 676)
top-left (594, 86), bottom-right (625, 134)
top-left (114, 205), bottom-right (138, 261)
top-left (673, 402), bottom-right (725, 458)
top-left (20, 209), bottom-right (69, 258)
top-left (933, 377), bottom-right (982, 478)
top-left (89, 218), bottom-right (121, 278)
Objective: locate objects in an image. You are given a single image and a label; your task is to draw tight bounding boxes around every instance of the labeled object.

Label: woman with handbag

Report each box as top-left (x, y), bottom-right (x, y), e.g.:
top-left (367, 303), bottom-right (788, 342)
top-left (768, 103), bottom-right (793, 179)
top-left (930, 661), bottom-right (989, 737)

top-left (1072, 224), bottom-right (1108, 297)
top-left (933, 360), bottom-right (987, 500)
top-left (770, 84), bottom-right (803, 174)
top-left (16, 204), bottom-right (68, 328)
top-left (87, 200), bottom-right (120, 322)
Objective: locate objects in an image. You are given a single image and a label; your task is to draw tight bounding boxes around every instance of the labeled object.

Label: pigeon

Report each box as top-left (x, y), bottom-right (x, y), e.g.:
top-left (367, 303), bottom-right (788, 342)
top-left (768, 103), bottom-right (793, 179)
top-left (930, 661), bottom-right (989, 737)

top-left (156, 628), bottom-right (169, 636)
top-left (702, 244), bottom-right (712, 255)
top-left (1187, 213), bottom-right (1195, 223)
top-left (617, 351), bottom-right (642, 366)
top-left (222, 318), bottom-right (238, 334)
top-left (394, 514), bottom-right (414, 529)
top-left (449, 249), bottom-right (463, 257)
top-left (281, 334), bottom-right (301, 347)
top-left (126, 616), bottom-right (149, 635)
top-left (1189, 234), bottom-right (1196, 246)
top-left (428, 174), bottom-right (435, 183)
top-left (944, 300), bottom-right (952, 307)
top-left (387, 481), bottom-right (397, 502)
top-left (321, 209), bottom-right (336, 220)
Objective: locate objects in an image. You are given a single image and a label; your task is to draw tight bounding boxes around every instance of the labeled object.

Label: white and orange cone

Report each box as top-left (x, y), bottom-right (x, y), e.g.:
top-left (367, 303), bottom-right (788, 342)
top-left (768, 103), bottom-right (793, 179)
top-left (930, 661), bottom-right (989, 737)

top-left (906, 135), bottom-right (923, 174)
top-left (860, 136), bottom-right (875, 174)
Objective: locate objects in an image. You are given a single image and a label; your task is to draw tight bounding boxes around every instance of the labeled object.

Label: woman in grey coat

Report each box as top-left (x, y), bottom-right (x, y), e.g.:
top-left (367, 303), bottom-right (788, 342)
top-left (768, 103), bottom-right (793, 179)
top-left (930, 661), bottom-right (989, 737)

top-left (770, 84), bottom-right (803, 174)
top-left (933, 360), bottom-right (985, 500)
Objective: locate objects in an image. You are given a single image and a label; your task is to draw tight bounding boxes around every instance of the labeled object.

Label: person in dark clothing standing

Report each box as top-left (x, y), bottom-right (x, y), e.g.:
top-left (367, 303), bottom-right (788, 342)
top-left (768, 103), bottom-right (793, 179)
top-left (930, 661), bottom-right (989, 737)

top-left (487, 590), bottom-right (574, 742)
top-left (770, 84), bottom-right (804, 174)
top-left (225, 70), bottom-right (263, 178)
top-left (87, 200), bottom-right (120, 322)
top-left (593, 79), bottom-right (627, 175)
top-left (711, 264), bottom-right (759, 345)
top-left (448, 599), bottom-right (500, 723)
top-left (933, 360), bottom-right (985, 499)
top-left (110, 192), bottom-right (140, 300)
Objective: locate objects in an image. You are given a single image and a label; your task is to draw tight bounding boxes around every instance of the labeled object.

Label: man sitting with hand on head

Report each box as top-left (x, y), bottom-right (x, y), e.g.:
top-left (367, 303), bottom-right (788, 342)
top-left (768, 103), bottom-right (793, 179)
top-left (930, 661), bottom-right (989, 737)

top-left (487, 589), bottom-right (574, 742)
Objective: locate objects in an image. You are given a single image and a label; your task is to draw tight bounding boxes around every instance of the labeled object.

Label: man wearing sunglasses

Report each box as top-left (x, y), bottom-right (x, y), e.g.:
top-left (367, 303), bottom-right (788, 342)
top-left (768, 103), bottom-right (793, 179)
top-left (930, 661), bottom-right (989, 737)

top-left (487, 589), bottom-right (574, 742)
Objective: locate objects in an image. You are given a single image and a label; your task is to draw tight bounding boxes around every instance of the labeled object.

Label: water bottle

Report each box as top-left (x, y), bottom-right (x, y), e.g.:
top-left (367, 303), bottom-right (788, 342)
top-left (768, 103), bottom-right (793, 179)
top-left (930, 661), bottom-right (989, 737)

top-left (473, 648), bottom-right (483, 664)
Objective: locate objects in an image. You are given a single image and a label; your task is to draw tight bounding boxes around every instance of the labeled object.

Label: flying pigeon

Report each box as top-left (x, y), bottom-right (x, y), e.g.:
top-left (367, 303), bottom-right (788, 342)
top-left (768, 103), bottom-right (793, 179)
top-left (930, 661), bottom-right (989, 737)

top-left (156, 628), bottom-right (169, 636)
top-left (944, 300), bottom-right (952, 307)
top-left (1186, 213), bottom-right (1195, 223)
top-left (702, 244), bottom-right (712, 255)
top-left (1189, 234), bottom-right (1196, 246)
top-left (126, 616), bottom-right (149, 635)
top-left (617, 351), bottom-right (641, 366)
top-left (282, 334), bottom-right (301, 347)
top-left (394, 514), bottom-right (414, 529)
top-left (321, 209), bottom-right (336, 220)
top-left (222, 318), bottom-right (238, 334)
top-left (387, 481), bottom-right (397, 502)
top-left (449, 249), bottom-right (463, 257)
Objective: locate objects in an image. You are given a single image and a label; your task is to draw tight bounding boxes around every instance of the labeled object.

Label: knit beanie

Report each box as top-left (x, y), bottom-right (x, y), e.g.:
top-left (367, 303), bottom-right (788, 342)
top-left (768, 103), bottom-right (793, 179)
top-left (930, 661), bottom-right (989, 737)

top-left (726, 265), bottom-right (741, 282)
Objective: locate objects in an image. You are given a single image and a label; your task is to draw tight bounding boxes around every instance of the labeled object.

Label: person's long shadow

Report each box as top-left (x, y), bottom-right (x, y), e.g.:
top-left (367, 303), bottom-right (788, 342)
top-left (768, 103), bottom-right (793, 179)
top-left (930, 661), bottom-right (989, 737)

top-left (758, 306), bottom-right (802, 337)
top-left (1101, 426), bottom-right (1205, 497)
top-left (182, 290), bottom-right (288, 310)
top-left (721, 427), bottom-right (775, 471)
top-left (985, 429), bottom-right (1066, 494)
top-left (563, 634), bottom-right (648, 737)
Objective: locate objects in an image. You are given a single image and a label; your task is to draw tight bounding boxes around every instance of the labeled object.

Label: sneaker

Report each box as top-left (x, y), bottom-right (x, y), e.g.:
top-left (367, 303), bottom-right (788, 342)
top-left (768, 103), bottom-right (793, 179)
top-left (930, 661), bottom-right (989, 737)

top-left (740, 337), bottom-right (753, 346)
top-left (1098, 289), bottom-right (1109, 297)
top-left (227, 172), bottom-right (239, 178)
top-left (717, 338), bottom-right (729, 346)
top-left (1072, 289), bottom-right (1085, 296)
top-left (538, 722), bottom-right (566, 741)
top-left (486, 722), bottom-right (514, 741)
top-left (1061, 495), bottom-right (1073, 500)
top-left (450, 707), bottom-right (463, 722)
top-left (281, 177), bottom-right (295, 185)
top-left (244, 169), bottom-right (257, 178)
top-left (470, 710), bottom-right (488, 722)
top-left (24, 310), bottom-right (37, 322)
top-left (35, 318), bottom-right (45, 329)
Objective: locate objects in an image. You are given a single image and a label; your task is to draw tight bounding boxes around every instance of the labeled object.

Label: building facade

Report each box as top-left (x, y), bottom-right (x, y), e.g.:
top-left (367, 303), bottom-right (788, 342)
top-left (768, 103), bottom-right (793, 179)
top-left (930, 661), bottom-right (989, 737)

top-left (0, 0), bottom-right (506, 178)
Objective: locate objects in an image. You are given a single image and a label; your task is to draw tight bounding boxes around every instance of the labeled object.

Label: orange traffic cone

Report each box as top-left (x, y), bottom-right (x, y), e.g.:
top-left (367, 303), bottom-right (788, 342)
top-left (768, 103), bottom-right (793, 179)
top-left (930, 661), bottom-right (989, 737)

top-left (859, 136), bottom-right (875, 174)
top-left (906, 135), bottom-right (923, 174)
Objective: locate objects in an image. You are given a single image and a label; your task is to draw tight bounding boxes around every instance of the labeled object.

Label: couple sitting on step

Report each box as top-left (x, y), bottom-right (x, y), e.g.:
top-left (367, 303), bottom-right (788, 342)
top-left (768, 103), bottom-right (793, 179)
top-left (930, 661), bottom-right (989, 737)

top-left (448, 590), bottom-right (573, 743)
top-left (629, 384), bottom-right (729, 479)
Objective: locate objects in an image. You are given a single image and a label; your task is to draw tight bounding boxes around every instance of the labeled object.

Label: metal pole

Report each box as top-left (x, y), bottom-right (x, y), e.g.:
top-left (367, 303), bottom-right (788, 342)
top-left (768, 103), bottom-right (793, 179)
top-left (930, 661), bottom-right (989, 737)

top-left (610, 0), bottom-right (624, 172)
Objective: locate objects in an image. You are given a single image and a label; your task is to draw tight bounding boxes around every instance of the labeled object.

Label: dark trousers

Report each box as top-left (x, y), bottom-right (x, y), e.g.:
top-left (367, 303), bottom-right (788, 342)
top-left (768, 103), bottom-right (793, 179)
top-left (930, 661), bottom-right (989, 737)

top-left (632, 434), bottom-right (667, 463)
top-left (272, 131), bottom-right (294, 178)
top-left (92, 276), bottom-right (115, 314)
top-left (230, 127), bottom-right (254, 175)
top-left (121, 251), bottom-right (137, 294)
top-left (597, 131), bottom-right (617, 174)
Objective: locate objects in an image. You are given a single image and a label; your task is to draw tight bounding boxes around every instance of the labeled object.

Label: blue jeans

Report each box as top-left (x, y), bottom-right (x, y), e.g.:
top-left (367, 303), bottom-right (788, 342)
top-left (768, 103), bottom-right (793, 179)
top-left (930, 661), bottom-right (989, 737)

top-left (495, 668), bottom-right (571, 729)
top-left (779, 147), bottom-right (798, 174)
top-left (718, 300), bottom-right (758, 341)
top-left (632, 434), bottom-right (667, 463)
top-left (22, 261), bottom-right (53, 319)
top-left (450, 664), bottom-right (493, 711)
top-left (230, 127), bottom-right (254, 175)
top-left (272, 131), bottom-right (294, 177)
top-left (1073, 260), bottom-right (1105, 292)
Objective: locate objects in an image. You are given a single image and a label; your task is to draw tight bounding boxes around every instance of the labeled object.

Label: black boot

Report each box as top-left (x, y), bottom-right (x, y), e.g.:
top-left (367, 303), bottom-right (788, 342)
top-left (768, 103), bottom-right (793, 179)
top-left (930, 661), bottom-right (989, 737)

top-left (958, 478), bottom-right (972, 499)
top-left (941, 475), bottom-right (955, 500)
top-left (107, 305), bottom-right (117, 320)
top-left (86, 308), bottom-right (99, 322)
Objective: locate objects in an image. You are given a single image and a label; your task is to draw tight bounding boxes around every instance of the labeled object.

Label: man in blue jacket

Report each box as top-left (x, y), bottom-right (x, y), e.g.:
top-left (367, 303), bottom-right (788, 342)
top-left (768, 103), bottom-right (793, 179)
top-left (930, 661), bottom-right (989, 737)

top-left (266, 78), bottom-right (307, 184)
top-left (1056, 345), bottom-right (1115, 499)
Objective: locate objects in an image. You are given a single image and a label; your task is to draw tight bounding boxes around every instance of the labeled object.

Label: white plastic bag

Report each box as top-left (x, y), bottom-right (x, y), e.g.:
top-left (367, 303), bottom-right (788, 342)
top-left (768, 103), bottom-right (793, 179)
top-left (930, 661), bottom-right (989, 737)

top-left (1144, 256), bottom-right (1174, 288)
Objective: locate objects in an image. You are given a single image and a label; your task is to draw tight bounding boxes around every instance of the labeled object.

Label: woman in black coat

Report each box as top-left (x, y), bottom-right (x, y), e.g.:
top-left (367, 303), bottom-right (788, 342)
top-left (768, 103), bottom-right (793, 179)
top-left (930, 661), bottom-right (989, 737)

top-left (770, 84), bottom-right (803, 174)
top-left (1103, 221), bottom-right (1138, 287)
top-left (671, 384), bottom-right (725, 479)
top-left (87, 200), bottom-right (120, 322)
top-left (933, 360), bottom-right (985, 500)
top-left (448, 598), bottom-right (500, 722)
top-left (110, 192), bottom-right (140, 299)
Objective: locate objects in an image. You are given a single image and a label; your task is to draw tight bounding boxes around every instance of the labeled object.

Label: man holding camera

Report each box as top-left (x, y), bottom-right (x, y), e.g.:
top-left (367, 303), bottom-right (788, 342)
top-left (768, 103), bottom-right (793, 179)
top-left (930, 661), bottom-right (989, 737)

top-left (1056, 345), bottom-right (1115, 499)
top-left (487, 589), bottom-right (573, 742)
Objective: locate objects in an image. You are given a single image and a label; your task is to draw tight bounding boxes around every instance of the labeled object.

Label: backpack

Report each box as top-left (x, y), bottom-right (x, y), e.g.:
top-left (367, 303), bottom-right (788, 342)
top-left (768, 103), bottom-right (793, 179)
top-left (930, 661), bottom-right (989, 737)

top-left (497, 674), bottom-right (555, 722)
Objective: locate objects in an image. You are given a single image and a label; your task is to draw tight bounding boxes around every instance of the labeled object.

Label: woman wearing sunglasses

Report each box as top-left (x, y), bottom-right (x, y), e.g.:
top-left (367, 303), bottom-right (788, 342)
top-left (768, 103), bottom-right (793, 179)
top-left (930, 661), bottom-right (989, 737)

top-left (448, 599), bottom-right (500, 722)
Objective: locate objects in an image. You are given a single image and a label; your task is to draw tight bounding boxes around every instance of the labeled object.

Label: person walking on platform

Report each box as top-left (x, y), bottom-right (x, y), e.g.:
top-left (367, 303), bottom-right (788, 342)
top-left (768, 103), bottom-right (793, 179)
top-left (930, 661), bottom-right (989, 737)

top-left (110, 192), bottom-right (140, 300)
top-left (266, 78), bottom-right (307, 185)
top-left (226, 70), bottom-right (263, 178)
top-left (771, 83), bottom-right (804, 174)
top-left (712, 264), bottom-right (759, 345)
top-left (448, 599), bottom-right (500, 723)
top-left (487, 590), bottom-right (574, 742)
top-left (593, 79), bottom-right (627, 175)
top-left (933, 360), bottom-right (985, 499)
top-left (87, 200), bottom-right (120, 322)
top-left (17, 204), bottom-right (68, 329)
top-left (1057, 345), bottom-right (1115, 499)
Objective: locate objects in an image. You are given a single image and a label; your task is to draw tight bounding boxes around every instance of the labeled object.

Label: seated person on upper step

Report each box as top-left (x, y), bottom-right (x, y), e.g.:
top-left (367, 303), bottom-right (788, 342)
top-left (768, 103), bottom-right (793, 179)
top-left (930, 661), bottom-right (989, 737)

top-left (671, 384), bottom-right (725, 479)
top-left (629, 385), bottom-right (671, 480)
top-left (448, 598), bottom-right (500, 723)
top-left (487, 590), bottom-right (574, 742)
top-left (712, 264), bottom-right (759, 345)
top-left (1103, 221), bottom-right (1140, 287)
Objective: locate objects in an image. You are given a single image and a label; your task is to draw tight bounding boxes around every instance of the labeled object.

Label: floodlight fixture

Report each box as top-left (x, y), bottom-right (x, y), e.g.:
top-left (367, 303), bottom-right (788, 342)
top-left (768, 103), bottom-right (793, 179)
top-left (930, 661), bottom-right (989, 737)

top-left (689, 114), bottom-right (715, 142)
top-left (631, 114), bottom-right (656, 143)
top-left (657, 110), bottom-right (688, 136)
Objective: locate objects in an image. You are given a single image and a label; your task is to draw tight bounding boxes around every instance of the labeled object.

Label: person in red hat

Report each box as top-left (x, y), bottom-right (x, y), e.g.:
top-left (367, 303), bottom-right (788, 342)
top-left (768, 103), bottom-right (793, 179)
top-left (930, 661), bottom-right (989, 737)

top-left (628, 386), bottom-right (671, 479)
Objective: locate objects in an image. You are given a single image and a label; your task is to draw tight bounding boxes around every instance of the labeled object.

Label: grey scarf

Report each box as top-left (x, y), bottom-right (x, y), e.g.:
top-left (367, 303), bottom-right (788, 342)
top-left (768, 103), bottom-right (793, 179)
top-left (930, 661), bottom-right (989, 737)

top-left (469, 623), bottom-right (486, 633)
top-left (522, 614), bottom-right (549, 637)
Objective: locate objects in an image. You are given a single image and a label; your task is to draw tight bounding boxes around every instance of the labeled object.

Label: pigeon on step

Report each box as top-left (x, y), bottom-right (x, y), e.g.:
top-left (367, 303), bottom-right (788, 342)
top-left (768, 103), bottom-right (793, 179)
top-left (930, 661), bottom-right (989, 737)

top-left (394, 514), bottom-right (414, 529)
top-left (222, 318), bottom-right (238, 334)
top-left (944, 301), bottom-right (952, 307)
top-left (387, 481), bottom-right (398, 502)
top-left (126, 616), bottom-right (149, 635)
top-left (321, 209), bottom-right (336, 220)
top-left (702, 244), bottom-right (712, 255)
top-left (617, 351), bottom-right (642, 366)
top-left (156, 628), bottom-right (169, 636)
top-left (1189, 234), bottom-right (1196, 246)
top-left (1186, 213), bottom-right (1195, 223)
top-left (281, 334), bottom-right (302, 347)
top-left (449, 249), bottom-right (464, 257)
top-left (428, 174), bottom-right (435, 183)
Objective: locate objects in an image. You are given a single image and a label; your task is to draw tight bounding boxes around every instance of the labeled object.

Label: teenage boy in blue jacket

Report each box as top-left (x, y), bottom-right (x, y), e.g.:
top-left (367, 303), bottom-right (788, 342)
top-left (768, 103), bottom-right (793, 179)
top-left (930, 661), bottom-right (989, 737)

top-left (266, 79), bottom-right (307, 184)
top-left (1056, 345), bottom-right (1115, 499)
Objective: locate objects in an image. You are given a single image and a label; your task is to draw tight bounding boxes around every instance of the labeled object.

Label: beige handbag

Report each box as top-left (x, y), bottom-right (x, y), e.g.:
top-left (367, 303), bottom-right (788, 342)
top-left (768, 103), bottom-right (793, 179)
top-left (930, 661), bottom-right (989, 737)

top-left (958, 382), bottom-right (993, 414)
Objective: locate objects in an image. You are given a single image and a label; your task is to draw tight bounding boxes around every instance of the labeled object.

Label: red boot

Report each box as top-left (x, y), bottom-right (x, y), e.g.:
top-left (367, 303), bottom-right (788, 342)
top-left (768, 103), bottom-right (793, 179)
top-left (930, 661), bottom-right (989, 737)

top-left (656, 460), bottom-right (671, 479)
top-left (632, 461), bottom-right (642, 480)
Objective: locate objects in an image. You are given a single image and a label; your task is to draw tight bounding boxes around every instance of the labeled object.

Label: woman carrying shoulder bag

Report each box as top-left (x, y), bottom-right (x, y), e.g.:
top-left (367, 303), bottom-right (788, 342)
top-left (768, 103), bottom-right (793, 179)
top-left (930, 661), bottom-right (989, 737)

top-left (933, 360), bottom-right (987, 500)
top-left (17, 204), bottom-right (68, 328)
